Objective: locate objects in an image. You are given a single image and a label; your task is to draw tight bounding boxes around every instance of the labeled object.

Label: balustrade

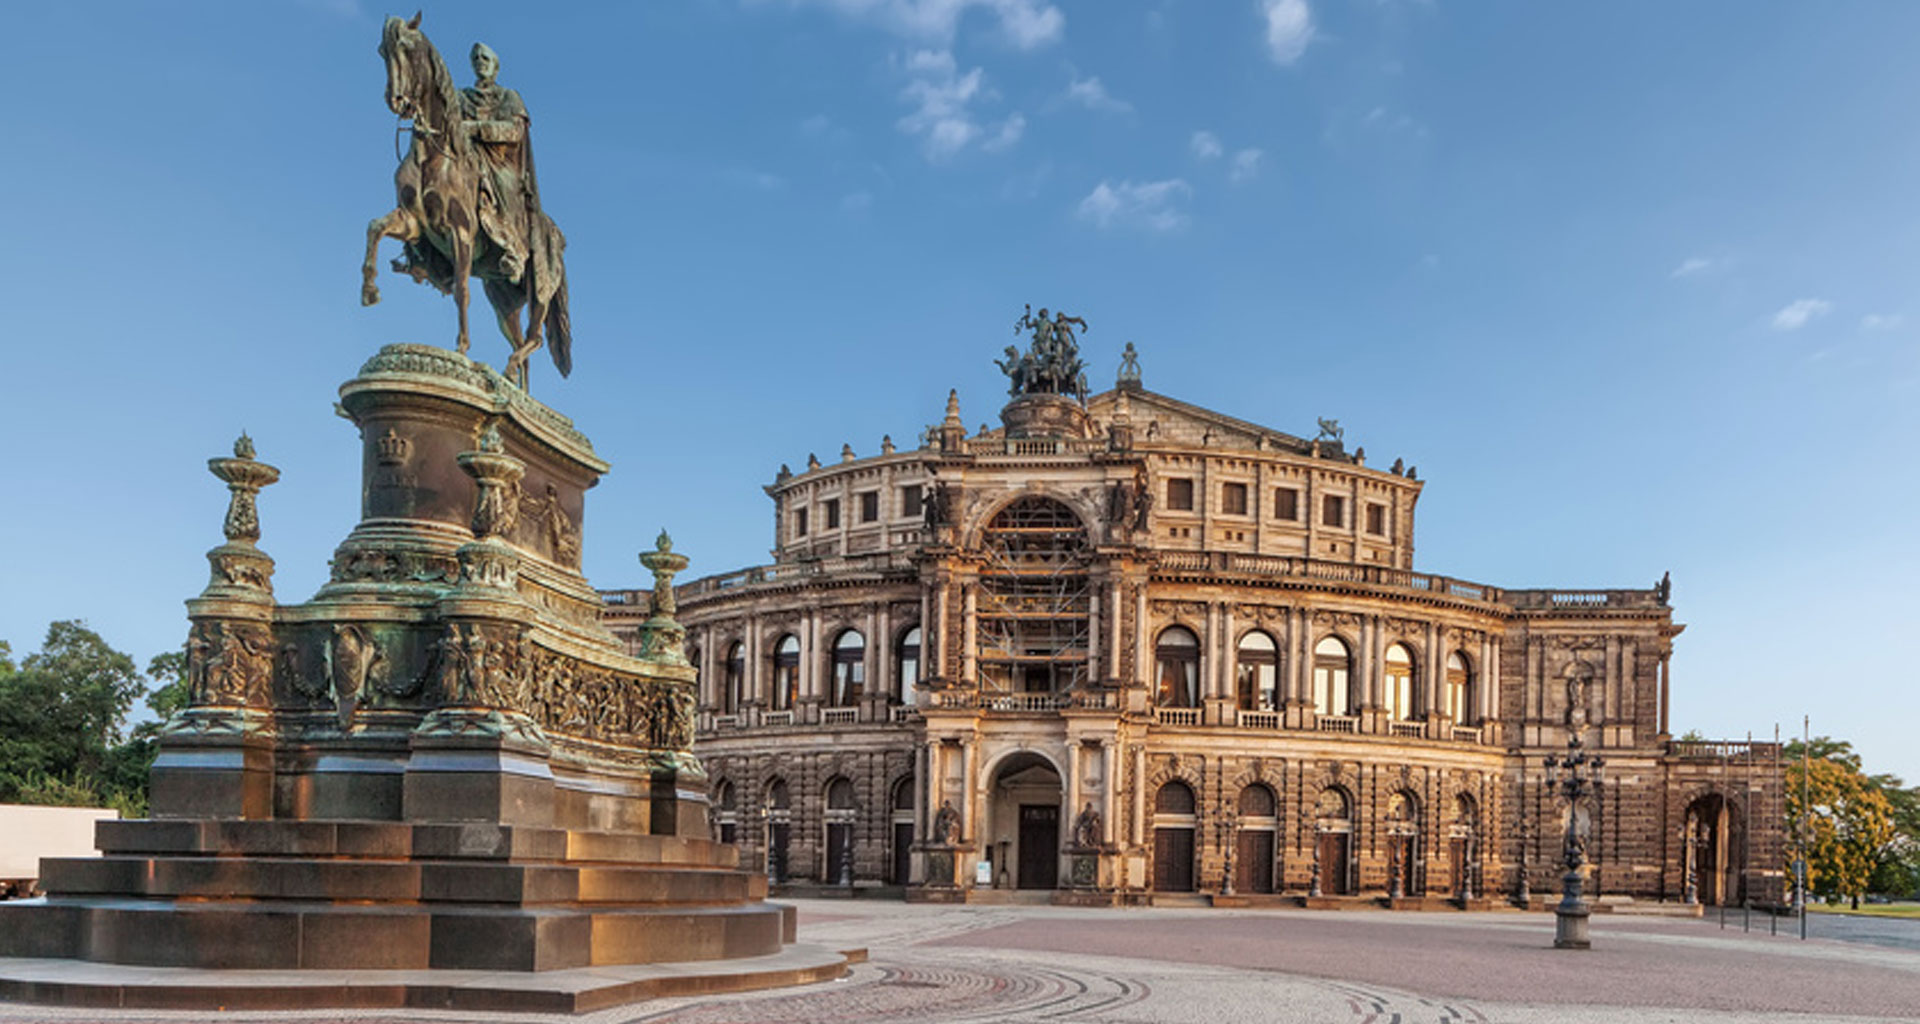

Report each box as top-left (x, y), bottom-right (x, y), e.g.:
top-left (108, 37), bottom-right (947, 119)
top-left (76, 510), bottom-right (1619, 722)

top-left (760, 710), bottom-right (794, 727)
top-left (1315, 715), bottom-right (1358, 734)
top-left (820, 707), bottom-right (859, 725)
top-left (1154, 706), bottom-right (1201, 726)
top-left (1236, 710), bottom-right (1281, 730)
top-left (1389, 721), bottom-right (1424, 739)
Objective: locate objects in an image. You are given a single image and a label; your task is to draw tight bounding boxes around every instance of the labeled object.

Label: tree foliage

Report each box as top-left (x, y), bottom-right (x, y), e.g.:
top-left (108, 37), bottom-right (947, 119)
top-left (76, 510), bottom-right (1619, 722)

top-left (0, 621), bottom-right (180, 817)
top-left (1785, 737), bottom-right (1911, 907)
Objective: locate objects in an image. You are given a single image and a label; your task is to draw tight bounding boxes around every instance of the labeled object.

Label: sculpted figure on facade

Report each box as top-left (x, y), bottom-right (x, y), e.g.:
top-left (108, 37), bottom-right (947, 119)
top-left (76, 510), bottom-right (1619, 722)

top-left (1073, 801), bottom-right (1103, 848)
top-left (932, 800), bottom-right (962, 844)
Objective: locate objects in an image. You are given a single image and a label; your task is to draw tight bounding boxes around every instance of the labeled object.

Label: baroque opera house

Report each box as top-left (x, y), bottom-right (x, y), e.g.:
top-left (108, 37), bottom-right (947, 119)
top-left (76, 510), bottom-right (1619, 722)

top-left (606, 325), bottom-right (1782, 909)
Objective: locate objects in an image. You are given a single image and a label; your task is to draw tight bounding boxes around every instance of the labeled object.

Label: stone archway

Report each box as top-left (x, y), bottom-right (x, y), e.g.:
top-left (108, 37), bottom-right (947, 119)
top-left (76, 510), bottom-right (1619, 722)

top-left (1686, 792), bottom-right (1744, 906)
top-left (987, 751), bottom-right (1064, 890)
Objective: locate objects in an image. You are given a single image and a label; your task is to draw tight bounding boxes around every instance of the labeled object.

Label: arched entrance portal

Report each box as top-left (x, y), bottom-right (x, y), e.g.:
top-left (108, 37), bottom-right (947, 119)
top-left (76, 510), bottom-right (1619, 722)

top-left (1153, 781), bottom-right (1198, 892)
top-left (988, 753), bottom-right (1063, 889)
top-left (1686, 793), bottom-right (1745, 905)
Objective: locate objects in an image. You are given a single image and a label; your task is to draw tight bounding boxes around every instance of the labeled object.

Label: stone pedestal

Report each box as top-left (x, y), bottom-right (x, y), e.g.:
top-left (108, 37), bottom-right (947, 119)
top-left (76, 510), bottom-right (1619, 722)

top-left (0, 345), bottom-right (846, 1011)
top-left (1001, 392), bottom-right (1092, 439)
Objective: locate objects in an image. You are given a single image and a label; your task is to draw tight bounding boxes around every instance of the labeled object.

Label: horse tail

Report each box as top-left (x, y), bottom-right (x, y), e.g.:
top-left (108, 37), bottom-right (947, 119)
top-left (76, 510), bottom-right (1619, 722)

top-left (545, 277), bottom-right (573, 378)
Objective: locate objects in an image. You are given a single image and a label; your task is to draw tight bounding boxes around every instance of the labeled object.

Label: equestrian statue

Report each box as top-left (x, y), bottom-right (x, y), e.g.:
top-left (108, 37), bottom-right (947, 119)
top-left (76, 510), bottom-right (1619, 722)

top-left (362, 13), bottom-right (572, 390)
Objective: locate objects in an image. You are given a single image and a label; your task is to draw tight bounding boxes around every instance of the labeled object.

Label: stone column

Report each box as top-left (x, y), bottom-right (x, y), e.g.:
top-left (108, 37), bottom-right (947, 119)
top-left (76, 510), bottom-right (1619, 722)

top-left (152, 434), bottom-right (281, 820)
top-left (1101, 741), bottom-right (1117, 845)
top-left (962, 583), bottom-right (978, 684)
top-left (1132, 744), bottom-right (1148, 846)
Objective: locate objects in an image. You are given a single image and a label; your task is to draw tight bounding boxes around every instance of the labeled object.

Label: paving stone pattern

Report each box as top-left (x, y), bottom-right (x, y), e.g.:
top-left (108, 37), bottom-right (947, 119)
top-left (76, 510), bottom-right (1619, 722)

top-left (3, 901), bottom-right (1918, 1023)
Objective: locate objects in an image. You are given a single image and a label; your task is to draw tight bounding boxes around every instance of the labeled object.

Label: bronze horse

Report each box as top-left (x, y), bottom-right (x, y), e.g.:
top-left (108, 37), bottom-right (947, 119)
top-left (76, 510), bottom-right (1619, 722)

top-left (361, 14), bottom-right (571, 389)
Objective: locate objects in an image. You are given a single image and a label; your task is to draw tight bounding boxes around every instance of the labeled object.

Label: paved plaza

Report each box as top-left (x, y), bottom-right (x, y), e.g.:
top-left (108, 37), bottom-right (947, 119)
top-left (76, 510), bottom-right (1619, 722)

top-left (1, 900), bottom-right (1917, 1023)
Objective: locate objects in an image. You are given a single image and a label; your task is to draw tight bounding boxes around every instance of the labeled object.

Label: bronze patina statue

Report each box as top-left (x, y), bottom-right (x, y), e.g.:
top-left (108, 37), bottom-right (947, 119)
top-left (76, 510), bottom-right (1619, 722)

top-left (361, 14), bottom-right (572, 389)
top-left (1002, 304), bottom-right (1090, 401)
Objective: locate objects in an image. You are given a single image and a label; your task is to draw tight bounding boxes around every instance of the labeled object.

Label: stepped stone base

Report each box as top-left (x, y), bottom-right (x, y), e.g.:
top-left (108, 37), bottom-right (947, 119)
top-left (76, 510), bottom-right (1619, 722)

top-left (0, 945), bottom-right (854, 1014)
top-left (0, 820), bottom-right (802, 976)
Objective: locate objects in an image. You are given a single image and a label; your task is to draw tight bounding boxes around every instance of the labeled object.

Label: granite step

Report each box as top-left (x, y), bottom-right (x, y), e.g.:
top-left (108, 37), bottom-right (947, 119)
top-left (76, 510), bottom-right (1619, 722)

top-left (93, 819), bottom-right (738, 868)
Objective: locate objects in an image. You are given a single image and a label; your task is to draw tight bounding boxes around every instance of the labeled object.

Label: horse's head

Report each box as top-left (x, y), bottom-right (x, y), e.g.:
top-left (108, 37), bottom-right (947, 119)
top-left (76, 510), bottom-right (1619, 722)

top-left (378, 13), bottom-right (420, 118)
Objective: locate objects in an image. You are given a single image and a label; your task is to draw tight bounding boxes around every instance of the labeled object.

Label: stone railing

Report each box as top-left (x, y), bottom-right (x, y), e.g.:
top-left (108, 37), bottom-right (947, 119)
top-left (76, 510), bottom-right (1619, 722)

top-left (1153, 553), bottom-right (1505, 605)
top-left (601, 588), bottom-right (648, 607)
top-left (1507, 588), bottom-right (1665, 611)
top-left (760, 710), bottom-right (794, 727)
top-left (1450, 725), bottom-right (1483, 744)
top-left (1389, 721), bottom-right (1424, 738)
top-left (820, 707), bottom-right (859, 725)
top-left (672, 551), bottom-right (914, 600)
top-left (1237, 709), bottom-right (1281, 730)
top-left (712, 713), bottom-right (741, 730)
top-left (1668, 739), bottom-right (1781, 761)
top-left (890, 705), bottom-right (921, 723)
top-left (1153, 706), bottom-right (1201, 726)
top-left (1315, 715), bottom-right (1359, 734)
top-left (928, 691), bottom-right (1115, 712)
top-left (964, 437), bottom-right (1110, 457)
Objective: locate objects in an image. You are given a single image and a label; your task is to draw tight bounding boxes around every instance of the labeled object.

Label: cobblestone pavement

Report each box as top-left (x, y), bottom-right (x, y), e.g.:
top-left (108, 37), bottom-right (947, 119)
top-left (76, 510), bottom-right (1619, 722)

top-left (2, 901), bottom-right (1918, 1023)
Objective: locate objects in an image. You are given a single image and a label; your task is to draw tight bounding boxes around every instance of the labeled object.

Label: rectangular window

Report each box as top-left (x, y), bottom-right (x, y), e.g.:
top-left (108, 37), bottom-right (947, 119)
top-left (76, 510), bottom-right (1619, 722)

top-left (1221, 482), bottom-right (1249, 516)
top-left (824, 498), bottom-right (841, 529)
top-left (860, 491), bottom-right (880, 523)
top-left (1322, 494), bottom-right (1346, 528)
top-left (901, 484), bottom-right (924, 518)
top-left (1274, 487), bottom-right (1300, 521)
top-left (1366, 503), bottom-right (1386, 535)
top-left (1167, 478), bottom-right (1195, 511)
top-left (793, 507), bottom-right (808, 537)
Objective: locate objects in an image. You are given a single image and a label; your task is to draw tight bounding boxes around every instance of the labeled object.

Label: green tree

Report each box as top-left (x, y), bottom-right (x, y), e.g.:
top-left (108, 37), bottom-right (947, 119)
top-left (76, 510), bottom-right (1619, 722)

top-left (1786, 737), bottom-right (1899, 909)
top-left (0, 621), bottom-right (145, 801)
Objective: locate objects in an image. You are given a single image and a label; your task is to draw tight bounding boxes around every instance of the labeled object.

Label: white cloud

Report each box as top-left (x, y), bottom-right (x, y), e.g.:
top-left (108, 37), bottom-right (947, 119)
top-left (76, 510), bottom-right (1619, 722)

top-left (1771, 298), bottom-right (1833, 332)
top-left (895, 49), bottom-right (1026, 160)
top-left (982, 112), bottom-right (1026, 151)
top-left (1229, 148), bottom-right (1263, 183)
top-left (1061, 74), bottom-right (1130, 113)
top-left (1077, 179), bottom-right (1192, 232)
top-left (897, 52), bottom-right (986, 159)
top-left (1861, 313), bottom-right (1904, 331)
top-left (795, 0), bottom-right (1064, 50)
top-left (1671, 257), bottom-right (1712, 278)
top-left (1190, 130), bottom-right (1224, 161)
top-left (1261, 0), bottom-right (1315, 64)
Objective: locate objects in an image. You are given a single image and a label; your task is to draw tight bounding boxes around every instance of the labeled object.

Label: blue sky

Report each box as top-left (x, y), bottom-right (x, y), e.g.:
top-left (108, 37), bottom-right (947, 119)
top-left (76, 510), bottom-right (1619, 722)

top-left (4, 2), bottom-right (1917, 781)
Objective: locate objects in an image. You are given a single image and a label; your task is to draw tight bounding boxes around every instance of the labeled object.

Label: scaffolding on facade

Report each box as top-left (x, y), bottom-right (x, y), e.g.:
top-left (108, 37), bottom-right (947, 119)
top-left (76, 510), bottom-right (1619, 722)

top-left (975, 496), bottom-right (1093, 693)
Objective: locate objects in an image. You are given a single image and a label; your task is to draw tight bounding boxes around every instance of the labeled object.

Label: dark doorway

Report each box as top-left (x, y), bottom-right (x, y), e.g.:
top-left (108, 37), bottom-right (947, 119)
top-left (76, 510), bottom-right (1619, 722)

top-left (1449, 836), bottom-right (1468, 895)
top-left (1237, 830), bottom-right (1275, 893)
top-left (826, 823), bottom-right (853, 884)
top-left (892, 821), bottom-right (913, 884)
top-left (1317, 832), bottom-right (1351, 895)
top-left (1154, 827), bottom-right (1196, 891)
top-left (768, 822), bottom-right (791, 882)
top-left (1018, 804), bottom-right (1059, 889)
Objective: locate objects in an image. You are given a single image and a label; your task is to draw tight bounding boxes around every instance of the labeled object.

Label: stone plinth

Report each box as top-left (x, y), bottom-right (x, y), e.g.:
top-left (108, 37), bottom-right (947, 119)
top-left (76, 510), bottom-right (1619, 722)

top-left (1000, 393), bottom-right (1092, 439)
top-left (0, 345), bottom-right (845, 1012)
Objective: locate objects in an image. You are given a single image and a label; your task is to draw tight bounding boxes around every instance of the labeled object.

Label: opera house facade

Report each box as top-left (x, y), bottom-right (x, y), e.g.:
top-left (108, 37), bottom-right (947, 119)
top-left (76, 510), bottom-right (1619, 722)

top-left (606, 333), bottom-right (1782, 908)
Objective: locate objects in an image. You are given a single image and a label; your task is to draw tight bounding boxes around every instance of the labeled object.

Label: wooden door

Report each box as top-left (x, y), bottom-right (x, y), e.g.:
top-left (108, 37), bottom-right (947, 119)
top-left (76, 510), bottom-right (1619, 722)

top-left (1237, 829), bottom-right (1275, 893)
top-left (1448, 837), bottom-right (1467, 895)
top-left (826, 823), bottom-right (853, 884)
top-left (1318, 832), bottom-right (1350, 895)
top-left (892, 821), bottom-right (914, 884)
top-left (1154, 827), bottom-right (1196, 892)
top-left (1018, 804), bottom-right (1059, 889)
top-left (768, 822), bottom-right (791, 882)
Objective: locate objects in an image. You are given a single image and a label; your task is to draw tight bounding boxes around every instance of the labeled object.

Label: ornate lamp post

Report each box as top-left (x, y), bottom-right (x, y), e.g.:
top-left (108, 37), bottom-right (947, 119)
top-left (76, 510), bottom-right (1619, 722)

top-left (1542, 732), bottom-right (1604, 949)
top-left (1682, 816), bottom-right (1699, 905)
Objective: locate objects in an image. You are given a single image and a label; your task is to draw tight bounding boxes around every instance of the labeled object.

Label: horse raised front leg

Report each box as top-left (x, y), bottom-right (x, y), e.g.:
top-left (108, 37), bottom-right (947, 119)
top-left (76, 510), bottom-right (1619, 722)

top-left (361, 210), bottom-right (415, 307)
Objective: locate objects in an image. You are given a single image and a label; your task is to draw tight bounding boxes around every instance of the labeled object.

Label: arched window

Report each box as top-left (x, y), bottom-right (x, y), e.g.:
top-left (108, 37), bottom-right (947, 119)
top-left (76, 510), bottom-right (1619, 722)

top-left (764, 778), bottom-right (791, 883)
top-left (826, 777), bottom-right (856, 810)
top-left (1384, 643), bottom-right (1416, 721)
top-left (1315, 787), bottom-right (1351, 821)
top-left (831, 630), bottom-right (865, 706)
top-left (895, 626), bottom-right (921, 705)
top-left (1156, 627), bottom-right (1201, 708)
top-left (1236, 783), bottom-right (1279, 894)
top-left (723, 641), bottom-right (744, 714)
top-left (771, 635), bottom-right (800, 711)
top-left (1313, 636), bottom-right (1352, 715)
top-left (1156, 780), bottom-right (1197, 815)
top-left (1446, 651), bottom-right (1474, 724)
top-left (1238, 784), bottom-right (1276, 817)
top-left (1235, 631), bottom-right (1279, 711)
